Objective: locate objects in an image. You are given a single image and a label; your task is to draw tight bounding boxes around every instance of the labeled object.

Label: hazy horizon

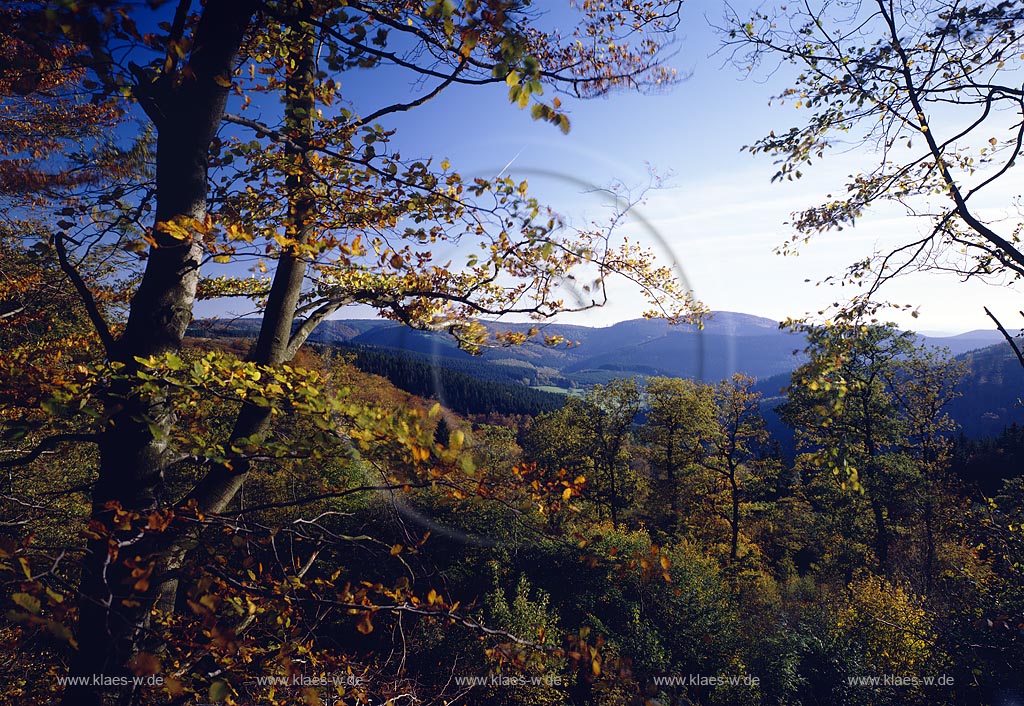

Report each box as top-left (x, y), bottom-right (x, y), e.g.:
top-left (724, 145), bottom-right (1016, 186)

top-left (194, 307), bottom-right (1007, 340)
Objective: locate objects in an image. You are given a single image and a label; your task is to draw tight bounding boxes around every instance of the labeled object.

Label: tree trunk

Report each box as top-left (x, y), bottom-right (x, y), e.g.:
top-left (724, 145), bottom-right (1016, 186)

top-left (191, 14), bottom-right (316, 511)
top-left (862, 400), bottom-right (889, 572)
top-left (158, 11), bottom-right (317, 612)
top-left (609, 459), bottom-right (619, 530)
top-left (729, 471), bottom-right (740, 564)
top-left (870, 494), bottom-right (889, 571)
top-left (62, 4), bottom-right (254, 704)
top-left (665, 424), bottom-right (678, 527)
top-left (923, 495), bottom-right (935, 590)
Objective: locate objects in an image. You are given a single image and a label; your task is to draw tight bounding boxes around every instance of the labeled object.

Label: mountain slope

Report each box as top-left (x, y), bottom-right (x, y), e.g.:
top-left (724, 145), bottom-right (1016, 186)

top-left (190, 313), bottom-right (1020, 438)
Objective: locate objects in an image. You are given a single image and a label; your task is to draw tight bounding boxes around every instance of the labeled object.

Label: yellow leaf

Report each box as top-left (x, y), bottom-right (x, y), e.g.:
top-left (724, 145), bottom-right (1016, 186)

top-left (11, 592), bottom-right (40, 614)
top-left (155, 219), bottom-right (191, 241)
top-left (226, 224), bottom-right (254, 242)
top-left (450, 430), bottom-right (464, 450)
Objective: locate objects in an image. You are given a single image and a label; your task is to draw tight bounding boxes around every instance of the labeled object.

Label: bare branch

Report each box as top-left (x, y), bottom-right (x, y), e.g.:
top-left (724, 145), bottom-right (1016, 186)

top-left (984, 306), bottom-right (1024, 371)
top-left (354, 57), bottom-right (468, 128)
top-left (54, 233), bottom-right (116, 356)
top-left (0, 433), bottom-right (100, 469)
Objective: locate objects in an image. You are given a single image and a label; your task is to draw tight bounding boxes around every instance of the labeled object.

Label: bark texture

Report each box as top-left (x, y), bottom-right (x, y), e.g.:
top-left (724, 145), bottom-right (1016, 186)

top-left (62, 4), bottom-right (255, 704)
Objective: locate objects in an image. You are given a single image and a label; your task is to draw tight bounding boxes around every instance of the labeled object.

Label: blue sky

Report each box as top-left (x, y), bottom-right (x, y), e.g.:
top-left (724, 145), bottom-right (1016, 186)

top-left (197, 0), bottom-right (1024, 336)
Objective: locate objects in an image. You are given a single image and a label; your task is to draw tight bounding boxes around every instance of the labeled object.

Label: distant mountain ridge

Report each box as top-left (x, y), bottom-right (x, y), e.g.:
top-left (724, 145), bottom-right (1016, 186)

top-left (190, 311), bottom-right (1019, 438)
top-left (190, 310), bottom-right (1005, 384)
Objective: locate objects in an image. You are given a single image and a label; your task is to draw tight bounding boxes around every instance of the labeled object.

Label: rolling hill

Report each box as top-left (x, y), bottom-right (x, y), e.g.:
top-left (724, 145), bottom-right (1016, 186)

top-left (191, 312), bottom-right (1019, 438)
top-left (192, 311), bottom-right (1004, 386)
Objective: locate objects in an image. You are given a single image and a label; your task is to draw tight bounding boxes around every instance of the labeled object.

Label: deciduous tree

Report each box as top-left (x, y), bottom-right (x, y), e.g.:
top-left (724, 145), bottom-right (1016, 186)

top-left (0, 1), bottom-right (696, 703)
top-left (523, 378), bottom-right (644, 529)
top-left (779, 323), bottom-right (962, 575)
top-left (724, 0), bottom-right (1024, 330)
top-left (644, 375), bottom-right (776, 562)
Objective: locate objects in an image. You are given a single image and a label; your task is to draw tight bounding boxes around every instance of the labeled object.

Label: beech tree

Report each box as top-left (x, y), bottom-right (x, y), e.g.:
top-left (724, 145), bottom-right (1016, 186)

top-left (708, 374), bottom-right (776, 564)
top-left (643, 375), bottom-right (775, 562)
top-left (885, 347), bottom-right (963, 588)
top-left (642, 376), bottom-right (716, 530)
top-left (779, 323), bottom-right (962, 574)
top-left (0, 1), bottom-right (696, 704)
top-left (523, 378), bottom-right (644, 529)
top-left (723, 0), bottom-right (1024, 330)
top-left (780, 325), bottom-right (912, 571)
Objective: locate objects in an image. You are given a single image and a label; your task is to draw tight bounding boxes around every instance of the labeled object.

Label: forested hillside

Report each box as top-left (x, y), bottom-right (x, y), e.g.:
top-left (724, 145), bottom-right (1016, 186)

top-left (9, 287), bottom-right (1024, 704)
top-left (195, 317), bottom-right (1022, 437)
top-left (320, 344), bottom-right (567, 417)
top-left (193, 314), bottom-right (1006, 388)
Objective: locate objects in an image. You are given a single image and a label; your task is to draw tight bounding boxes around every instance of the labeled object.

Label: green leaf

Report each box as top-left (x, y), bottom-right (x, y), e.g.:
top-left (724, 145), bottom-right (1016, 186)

top-left (45, 619), bottom-right (77, 646)
top-left (164, 353), bottom-right (184, 371)
top-left (12, 592), bottom-right (41, 614)
top-left (209, 680), bottom-right (230, 702)
top-left (449, 429), bottom-right (465, 450)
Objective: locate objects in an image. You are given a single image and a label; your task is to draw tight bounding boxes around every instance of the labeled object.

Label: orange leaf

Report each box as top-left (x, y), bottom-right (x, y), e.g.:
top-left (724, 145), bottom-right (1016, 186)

top-left (356, 612), bottom-right (374, 634)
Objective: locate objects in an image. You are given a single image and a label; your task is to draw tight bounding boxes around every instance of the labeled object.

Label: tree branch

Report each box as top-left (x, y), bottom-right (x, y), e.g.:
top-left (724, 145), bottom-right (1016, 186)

top-left (983, 306), bottom-right (1024, 371)
top-left (216, 482), bottom-right (433, 516)
top-left (354, 57), bottom-right (468, 128)
top-left (0, 433), bottom-right (100, 468)
top-left (54, 233), bottom-right (115, 356)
